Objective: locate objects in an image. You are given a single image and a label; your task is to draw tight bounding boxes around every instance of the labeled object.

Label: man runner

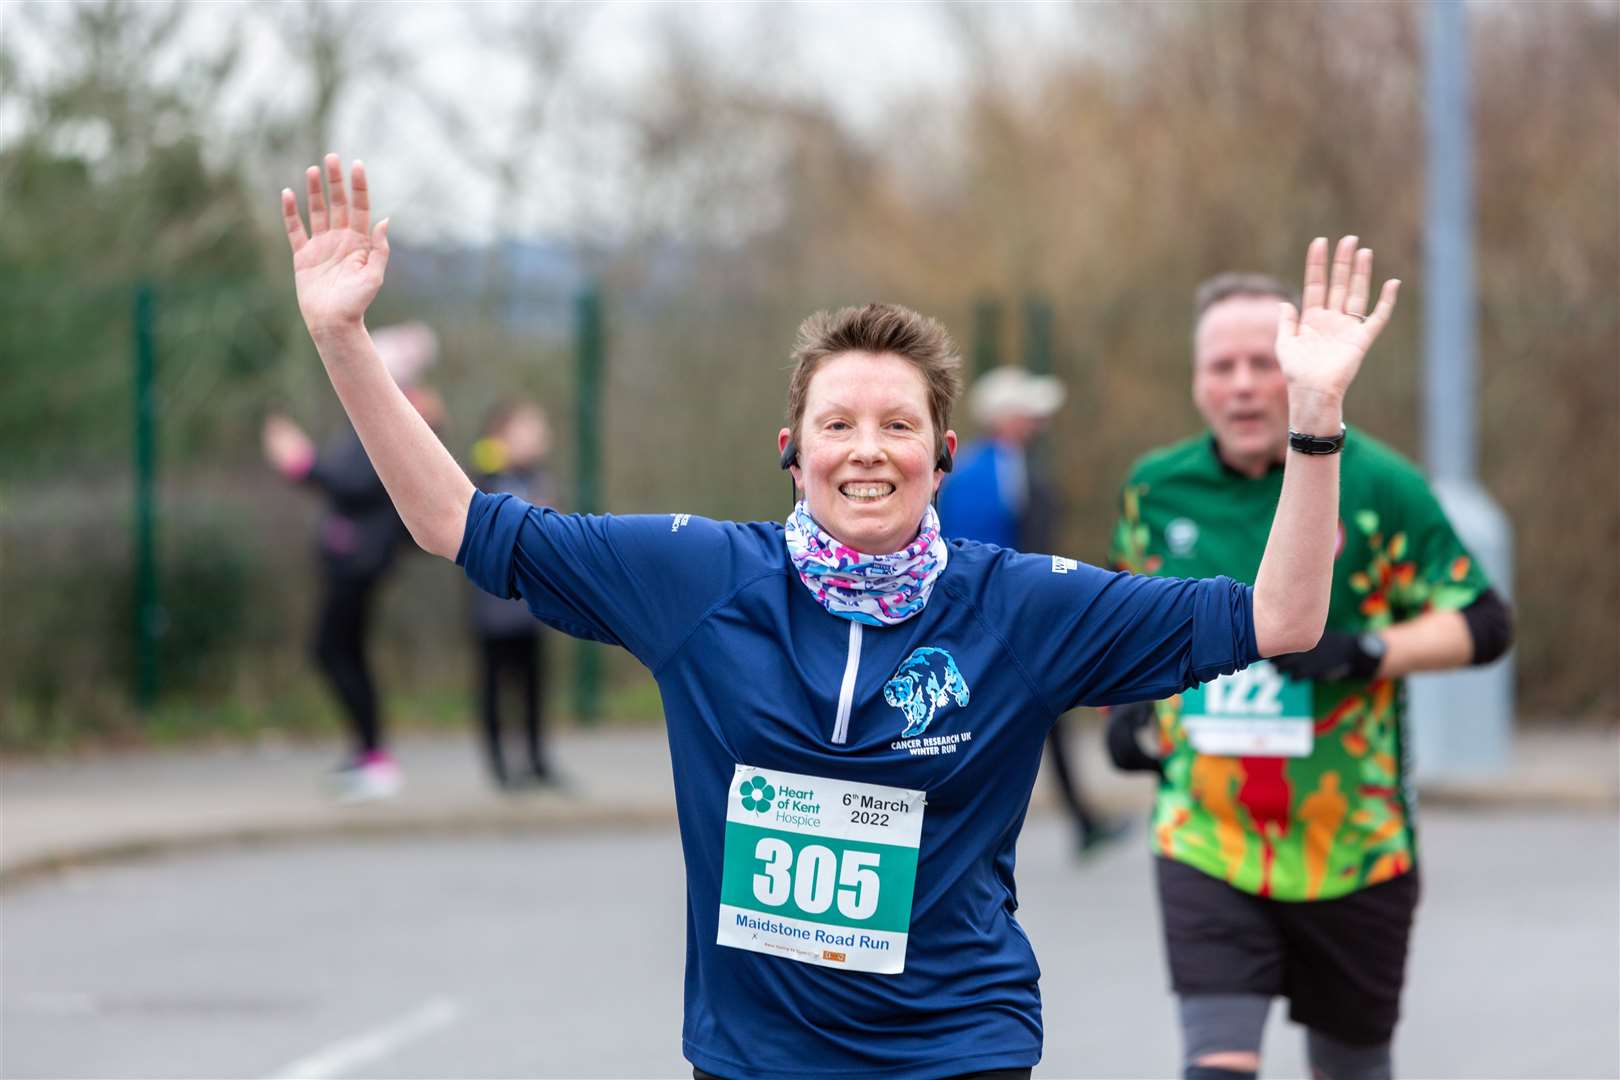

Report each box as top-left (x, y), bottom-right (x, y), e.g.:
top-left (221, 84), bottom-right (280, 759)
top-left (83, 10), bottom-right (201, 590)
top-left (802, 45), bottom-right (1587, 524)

top-left (1106, 271), bottom-right (1513, 1080)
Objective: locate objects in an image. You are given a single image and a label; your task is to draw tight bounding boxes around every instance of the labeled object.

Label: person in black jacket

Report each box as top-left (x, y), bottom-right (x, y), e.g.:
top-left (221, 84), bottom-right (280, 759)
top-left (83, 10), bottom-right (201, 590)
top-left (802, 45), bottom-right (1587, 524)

top-left (468, 400), bottom-right (557, 788)
top-left (262, 323), bottom-right (443, 802)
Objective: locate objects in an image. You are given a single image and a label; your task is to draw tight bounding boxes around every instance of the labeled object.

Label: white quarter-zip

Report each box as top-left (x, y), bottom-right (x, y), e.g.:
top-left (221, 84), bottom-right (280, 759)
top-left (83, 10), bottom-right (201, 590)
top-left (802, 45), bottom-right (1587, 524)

top-left (831, 620), bottom-right (864, 744)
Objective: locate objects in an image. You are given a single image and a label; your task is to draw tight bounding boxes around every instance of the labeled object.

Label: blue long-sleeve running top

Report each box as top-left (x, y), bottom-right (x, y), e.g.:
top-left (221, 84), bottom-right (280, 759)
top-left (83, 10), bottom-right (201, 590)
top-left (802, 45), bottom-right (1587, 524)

top-left (459, 491), bottom-right (1258, 1080)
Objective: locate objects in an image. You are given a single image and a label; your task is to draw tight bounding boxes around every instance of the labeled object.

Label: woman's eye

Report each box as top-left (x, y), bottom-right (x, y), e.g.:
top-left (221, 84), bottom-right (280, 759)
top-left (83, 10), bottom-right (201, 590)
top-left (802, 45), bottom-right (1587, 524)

top-left (826, 421), bottom-right (850, 431)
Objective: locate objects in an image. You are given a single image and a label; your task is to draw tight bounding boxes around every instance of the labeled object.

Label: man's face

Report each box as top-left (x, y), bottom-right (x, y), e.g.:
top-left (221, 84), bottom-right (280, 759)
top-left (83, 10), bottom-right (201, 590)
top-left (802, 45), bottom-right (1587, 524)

top-left (1192, 295), bottom-right (1289, 475)
top-left (989, 413), bottom-right (1042, 446)
top-left (778, 350), bottom-right (955, 555)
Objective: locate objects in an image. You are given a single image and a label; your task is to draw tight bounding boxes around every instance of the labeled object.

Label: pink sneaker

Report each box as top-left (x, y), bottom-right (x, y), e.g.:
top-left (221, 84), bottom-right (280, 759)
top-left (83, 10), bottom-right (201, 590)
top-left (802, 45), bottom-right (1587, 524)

top-left (330, 751), bottom-right (403, 804)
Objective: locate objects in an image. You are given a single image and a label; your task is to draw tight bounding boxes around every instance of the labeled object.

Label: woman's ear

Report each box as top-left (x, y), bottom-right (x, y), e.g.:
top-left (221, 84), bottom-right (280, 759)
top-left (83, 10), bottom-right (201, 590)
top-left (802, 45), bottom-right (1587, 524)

top-left (778, 428), bottom-right (800, 486)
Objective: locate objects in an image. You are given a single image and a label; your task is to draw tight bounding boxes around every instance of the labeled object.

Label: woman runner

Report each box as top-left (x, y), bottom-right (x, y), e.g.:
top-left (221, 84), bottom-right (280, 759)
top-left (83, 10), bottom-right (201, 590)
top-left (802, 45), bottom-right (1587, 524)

top-left (280, 154), bottom-right (1398, 1080)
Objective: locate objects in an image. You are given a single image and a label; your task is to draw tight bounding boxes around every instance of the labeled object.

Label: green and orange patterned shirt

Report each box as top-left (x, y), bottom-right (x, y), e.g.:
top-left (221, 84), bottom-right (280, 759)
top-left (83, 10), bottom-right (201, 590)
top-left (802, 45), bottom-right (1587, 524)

top-left (1109, 428), bottom-right (1491, 901)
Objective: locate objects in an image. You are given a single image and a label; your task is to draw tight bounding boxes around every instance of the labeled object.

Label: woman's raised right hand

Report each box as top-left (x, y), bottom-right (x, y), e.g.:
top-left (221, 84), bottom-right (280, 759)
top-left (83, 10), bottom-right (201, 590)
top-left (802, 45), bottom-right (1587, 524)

top-left (281, 154), bottom-right (390, 337)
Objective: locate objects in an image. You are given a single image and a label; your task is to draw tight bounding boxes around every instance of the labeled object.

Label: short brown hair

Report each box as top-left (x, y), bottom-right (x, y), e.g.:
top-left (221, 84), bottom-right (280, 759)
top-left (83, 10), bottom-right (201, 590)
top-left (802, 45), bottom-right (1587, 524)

top-left (785, 303), bottom-right (963, 459)
top-left (1193, 272), bottom-right (1298, 322)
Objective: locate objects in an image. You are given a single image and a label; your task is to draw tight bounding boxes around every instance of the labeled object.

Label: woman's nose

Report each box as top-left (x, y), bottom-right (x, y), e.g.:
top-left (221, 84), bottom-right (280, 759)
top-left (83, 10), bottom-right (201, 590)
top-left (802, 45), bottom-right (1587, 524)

top-left (849, 426), bottom-right (886, 462)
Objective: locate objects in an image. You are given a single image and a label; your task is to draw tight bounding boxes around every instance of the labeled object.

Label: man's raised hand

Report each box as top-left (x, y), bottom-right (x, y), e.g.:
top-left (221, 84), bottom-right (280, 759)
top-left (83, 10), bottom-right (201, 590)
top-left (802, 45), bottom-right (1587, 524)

top-left (282, 154), bottom-right (390, 337)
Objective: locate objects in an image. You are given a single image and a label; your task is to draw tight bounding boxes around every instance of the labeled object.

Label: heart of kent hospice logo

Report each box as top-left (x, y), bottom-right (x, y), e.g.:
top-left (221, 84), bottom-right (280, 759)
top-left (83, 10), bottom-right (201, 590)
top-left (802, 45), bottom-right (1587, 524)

top-left (738, 775), bottom-right (776, 814)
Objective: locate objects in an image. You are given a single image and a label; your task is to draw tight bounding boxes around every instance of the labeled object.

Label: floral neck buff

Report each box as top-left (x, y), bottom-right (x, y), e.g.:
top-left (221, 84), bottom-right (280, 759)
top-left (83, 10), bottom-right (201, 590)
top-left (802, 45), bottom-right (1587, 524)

top-left (783, 500), bottom-right (947, 626)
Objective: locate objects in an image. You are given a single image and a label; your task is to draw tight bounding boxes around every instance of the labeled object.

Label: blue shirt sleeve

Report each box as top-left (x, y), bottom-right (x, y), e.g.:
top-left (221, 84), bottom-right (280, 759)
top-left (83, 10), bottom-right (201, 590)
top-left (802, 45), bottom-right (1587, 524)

top-left (959, 548), bottom-right (1259, 716)
top-left (456, 490), bottom-right (760, 670)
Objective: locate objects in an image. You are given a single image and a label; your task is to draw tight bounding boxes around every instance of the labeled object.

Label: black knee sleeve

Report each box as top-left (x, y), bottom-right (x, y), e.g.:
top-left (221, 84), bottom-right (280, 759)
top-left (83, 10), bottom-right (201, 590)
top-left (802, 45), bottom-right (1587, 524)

top-left (1184, 1067), bottom-right (1257, 1080)
top-left (1178, 992), bottom-right (1267, 1080)
top-left (1306, 1028), bottom-right (1392, 1080)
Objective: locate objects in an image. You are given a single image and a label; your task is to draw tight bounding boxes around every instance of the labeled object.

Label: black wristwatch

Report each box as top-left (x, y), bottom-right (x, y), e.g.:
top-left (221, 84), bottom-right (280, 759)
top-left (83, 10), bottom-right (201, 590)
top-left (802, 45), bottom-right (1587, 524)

top-left (1288, 423), bottom-right (1347, 455)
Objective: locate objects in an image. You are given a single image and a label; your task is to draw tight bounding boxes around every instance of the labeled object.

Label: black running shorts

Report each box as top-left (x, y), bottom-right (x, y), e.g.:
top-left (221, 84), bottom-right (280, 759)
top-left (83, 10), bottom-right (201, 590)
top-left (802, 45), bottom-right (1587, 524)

top-left (1155, 855), bottom-right (1421, 1045)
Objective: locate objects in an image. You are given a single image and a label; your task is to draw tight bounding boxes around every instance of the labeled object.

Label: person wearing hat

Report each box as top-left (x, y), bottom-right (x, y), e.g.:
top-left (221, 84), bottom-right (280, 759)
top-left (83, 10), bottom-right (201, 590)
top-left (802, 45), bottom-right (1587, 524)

top-left (939, 367), bottom-right (1123, 854)
top-left (937, 367), bottom-right (1067, 552)
top-left (262, 322), bottom-right (445, 802)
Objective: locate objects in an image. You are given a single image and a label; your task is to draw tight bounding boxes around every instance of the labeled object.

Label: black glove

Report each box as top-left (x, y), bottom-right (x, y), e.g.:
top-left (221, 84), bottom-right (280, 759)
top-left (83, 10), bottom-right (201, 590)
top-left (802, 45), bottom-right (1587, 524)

top-left (1269, 630), bottom-right (1384, 682)
top-left (1105, 700), bottom-right (1163, 775)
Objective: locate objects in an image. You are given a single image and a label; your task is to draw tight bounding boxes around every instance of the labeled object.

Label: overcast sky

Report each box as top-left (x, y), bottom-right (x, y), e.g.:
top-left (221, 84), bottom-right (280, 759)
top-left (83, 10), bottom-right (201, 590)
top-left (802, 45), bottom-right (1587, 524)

top-left (307, 1), bottom-right (1089, 242)
top-left (4, 1), bottom-right (1096, 242)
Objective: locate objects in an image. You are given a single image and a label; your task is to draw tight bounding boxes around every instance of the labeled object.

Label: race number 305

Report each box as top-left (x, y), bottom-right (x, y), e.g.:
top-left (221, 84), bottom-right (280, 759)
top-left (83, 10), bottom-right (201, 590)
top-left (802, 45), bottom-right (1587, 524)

top-left (716, 766), bottom-right (924, 973)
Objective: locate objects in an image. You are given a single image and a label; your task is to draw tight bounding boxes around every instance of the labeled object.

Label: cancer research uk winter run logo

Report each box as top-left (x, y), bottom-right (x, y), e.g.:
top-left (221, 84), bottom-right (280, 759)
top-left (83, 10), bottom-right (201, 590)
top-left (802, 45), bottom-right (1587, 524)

top-left (883, 646), bottom-right (972, 756)
top-left (738, 775), bottom-right (776, 814)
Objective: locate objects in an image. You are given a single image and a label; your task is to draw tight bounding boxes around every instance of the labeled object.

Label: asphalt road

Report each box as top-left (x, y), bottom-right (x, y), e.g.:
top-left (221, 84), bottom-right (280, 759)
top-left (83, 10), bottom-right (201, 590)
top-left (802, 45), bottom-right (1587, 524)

top-left (3, 809), bottom-right (1616, 1079)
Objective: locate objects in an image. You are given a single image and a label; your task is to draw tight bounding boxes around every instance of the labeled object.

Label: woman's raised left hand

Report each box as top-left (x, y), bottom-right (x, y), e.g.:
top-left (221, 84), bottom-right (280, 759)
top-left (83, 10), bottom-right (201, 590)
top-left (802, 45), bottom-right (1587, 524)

top-left (281, 154), bottom-right (390, 339)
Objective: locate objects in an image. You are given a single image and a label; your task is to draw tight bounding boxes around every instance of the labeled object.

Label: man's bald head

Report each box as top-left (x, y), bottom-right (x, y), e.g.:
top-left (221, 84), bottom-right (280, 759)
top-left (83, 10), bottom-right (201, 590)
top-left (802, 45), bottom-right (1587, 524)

top-left (1190, 272), bottom-right (1298, 478)
top-left (1192, 273), bottom-right (1297, 346)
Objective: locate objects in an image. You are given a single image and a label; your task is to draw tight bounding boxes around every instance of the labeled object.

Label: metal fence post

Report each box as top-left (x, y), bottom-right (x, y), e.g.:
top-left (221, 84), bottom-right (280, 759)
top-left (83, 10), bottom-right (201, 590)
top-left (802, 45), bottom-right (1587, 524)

top-left (133, 282), bottom-right (160, 711)
top-left (1022, 295), bottom-right (1052, 376)
top-left (1021, 294), bottom-right (1055, 480)
top-left (573, 283), bottom-right (603, 725)
top-left (972, 298), bottom-right (1001, 378)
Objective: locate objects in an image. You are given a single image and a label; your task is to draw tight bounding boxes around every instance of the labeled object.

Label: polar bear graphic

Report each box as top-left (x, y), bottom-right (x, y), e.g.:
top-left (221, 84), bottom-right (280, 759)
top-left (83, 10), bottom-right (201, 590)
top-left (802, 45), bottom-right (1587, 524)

top-left (883, 647), bottom-right (971, 739)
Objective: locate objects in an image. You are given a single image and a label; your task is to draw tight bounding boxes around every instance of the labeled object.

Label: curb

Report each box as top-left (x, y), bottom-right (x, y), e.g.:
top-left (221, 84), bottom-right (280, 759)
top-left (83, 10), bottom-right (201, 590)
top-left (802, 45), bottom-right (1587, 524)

top-left (5, 780), bottom-right (1613, 893)
top-left (0, 803), bottom-right (679, 892)
top-left (1414, 781), bottom-right (1619, 813)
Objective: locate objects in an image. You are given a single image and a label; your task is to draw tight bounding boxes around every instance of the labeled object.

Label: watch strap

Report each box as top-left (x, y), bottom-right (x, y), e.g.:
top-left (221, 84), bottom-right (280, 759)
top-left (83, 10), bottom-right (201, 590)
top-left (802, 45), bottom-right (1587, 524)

top-left (1288, 423), bottom-right (1347, 455)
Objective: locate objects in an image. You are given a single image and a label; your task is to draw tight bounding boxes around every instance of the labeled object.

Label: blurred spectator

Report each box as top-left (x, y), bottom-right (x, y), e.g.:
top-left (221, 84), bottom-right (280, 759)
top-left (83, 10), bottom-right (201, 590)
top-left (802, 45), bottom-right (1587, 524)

top-left (940, 367), bottom-right (1124, 854)
top-left (261, 322), bottom-right (443, 802)
top-left (468, 401), bottom-right (558, 789)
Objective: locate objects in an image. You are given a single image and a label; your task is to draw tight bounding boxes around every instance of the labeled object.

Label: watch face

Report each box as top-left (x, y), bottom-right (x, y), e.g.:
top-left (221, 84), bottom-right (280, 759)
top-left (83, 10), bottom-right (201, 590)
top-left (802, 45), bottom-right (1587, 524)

top-left (1358, 632), bottom-right (1387, 659)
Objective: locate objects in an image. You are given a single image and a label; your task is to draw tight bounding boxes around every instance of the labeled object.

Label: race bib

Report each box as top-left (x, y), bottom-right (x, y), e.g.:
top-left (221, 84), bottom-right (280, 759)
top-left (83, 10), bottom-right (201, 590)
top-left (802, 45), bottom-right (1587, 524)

top-left (1181, 660), bottom-right (1314, 757)
top-left (717, 765), bottom-right (924, 974)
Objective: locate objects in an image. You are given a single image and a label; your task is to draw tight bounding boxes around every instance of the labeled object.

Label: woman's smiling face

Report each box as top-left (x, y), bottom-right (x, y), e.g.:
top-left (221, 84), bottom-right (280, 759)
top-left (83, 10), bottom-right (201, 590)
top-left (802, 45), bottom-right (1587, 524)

top-left (779, 350), bottom-right (956, 555)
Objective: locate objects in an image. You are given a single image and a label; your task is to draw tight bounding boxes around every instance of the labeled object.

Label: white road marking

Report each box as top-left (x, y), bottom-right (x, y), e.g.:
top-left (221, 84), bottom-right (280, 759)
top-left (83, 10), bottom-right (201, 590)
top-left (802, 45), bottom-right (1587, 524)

top-left (267, 996), bottom-right (460, 1079)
